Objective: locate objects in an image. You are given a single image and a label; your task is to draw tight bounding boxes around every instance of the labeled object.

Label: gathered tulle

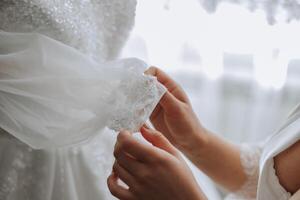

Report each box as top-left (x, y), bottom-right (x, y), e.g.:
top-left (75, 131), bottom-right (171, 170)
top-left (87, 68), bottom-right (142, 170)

top-left (0, 31), bottom-right (166, 149)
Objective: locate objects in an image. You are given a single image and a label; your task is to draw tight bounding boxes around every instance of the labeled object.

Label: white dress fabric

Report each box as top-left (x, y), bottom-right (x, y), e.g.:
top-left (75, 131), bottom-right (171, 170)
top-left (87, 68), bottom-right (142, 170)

top-left (257, 104), bottom-right (300, 200)
top-left (0, 32), bottom-right (165, 149)
top-left (226, 104), bottom-right (300, 200)
top-left (0, 1), bottom-right (166, 200)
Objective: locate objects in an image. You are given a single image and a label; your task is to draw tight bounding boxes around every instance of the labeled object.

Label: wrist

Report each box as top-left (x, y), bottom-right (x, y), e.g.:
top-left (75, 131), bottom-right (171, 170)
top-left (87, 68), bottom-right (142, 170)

top-left (177, 126), bottom-right (210, 156)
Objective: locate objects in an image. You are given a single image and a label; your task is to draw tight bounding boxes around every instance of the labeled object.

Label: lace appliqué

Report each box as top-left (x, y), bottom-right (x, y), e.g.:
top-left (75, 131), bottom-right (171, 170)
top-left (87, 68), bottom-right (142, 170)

top-left (225, 144), bottom-right (262, 200)
top-left (107, 72), bottom-right (166, 132)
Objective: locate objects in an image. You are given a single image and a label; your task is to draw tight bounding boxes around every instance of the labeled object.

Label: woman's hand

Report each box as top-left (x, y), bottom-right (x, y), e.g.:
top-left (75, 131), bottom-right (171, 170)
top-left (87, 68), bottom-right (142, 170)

top-left (145, 67), bottom-right (208, 151)
top-left (107, 126), bottom-right (207, 200)
top-left (145, 67), bottom-right (248, 191)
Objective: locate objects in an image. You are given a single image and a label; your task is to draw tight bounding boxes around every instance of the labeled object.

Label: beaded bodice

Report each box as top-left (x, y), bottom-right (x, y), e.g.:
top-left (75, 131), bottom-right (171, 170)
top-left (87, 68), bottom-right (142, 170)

top-left (0, 0), bottom-right (136, 61)
top-left (0, 2), bottom-right (149, 199)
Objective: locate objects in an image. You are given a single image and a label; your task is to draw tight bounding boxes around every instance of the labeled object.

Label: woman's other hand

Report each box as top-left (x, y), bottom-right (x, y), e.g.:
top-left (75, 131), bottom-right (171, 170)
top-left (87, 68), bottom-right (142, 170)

top-left (107, 127), bottom-right (207, 200)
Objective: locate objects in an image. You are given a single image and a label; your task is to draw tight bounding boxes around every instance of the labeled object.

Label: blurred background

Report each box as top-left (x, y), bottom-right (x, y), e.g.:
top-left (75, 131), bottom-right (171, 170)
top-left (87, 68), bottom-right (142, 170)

top-left (121, 0), bottom-right (300, 198)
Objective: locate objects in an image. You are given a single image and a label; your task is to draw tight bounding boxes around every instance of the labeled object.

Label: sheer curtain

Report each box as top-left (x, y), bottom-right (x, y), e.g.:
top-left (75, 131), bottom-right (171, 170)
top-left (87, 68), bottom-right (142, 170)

top-left (121, 0), bottom-right (300, 198)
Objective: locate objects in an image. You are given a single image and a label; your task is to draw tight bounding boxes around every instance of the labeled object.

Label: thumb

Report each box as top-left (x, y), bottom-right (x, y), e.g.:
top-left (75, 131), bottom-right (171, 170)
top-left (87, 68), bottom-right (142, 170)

top-left (140, 125), bottom-right (177, 156)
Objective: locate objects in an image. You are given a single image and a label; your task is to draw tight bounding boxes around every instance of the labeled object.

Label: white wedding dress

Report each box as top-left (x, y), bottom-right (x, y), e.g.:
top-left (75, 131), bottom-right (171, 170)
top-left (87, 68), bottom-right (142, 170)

top-left (0, 1), bottom-right (165, 200)
top-left (1, 1), bottom-right (299, 200)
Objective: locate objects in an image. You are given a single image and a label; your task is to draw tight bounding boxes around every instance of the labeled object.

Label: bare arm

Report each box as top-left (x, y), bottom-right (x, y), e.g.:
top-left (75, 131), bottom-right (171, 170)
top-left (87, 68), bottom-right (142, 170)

top-left (182, 130), bottom-right (247, 191)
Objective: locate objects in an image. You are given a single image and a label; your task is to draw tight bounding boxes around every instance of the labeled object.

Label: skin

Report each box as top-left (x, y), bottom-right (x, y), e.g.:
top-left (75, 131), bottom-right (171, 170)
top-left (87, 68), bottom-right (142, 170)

top-left (107, 127), bottom-right (207, 200)
top-left (108, 66), bottom-right (300, 199)
top-left (144, 66), bottom-right (247, 191)
top-left (274, 140), bottom-right (300, 194)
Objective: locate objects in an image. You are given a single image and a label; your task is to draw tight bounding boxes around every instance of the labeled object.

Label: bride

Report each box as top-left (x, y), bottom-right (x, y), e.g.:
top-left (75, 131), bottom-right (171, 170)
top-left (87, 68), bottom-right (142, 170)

top-left (1, 1), bottom-right (300, 200)
top-left (0, 1), bottom-right (166, 199)
top-left (108, 67), bottom-right (300, 200)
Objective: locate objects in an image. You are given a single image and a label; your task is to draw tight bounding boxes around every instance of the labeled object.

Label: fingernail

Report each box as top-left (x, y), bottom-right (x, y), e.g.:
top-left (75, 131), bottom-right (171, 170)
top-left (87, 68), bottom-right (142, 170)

top-left (141, 125), bottom-right (149, 132)
top-left (144, 67), bottom-right (153, 75)
top-left (142, 126), bottom-right (156, 135)
top-left (119, 130), bottom-right (132, 137)
top-left (143, 124), bottom-right (150, 130)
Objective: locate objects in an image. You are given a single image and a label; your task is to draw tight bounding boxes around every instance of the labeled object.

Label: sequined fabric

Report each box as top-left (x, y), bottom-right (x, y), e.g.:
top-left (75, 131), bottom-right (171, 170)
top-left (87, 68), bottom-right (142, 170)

top-left (0, 0), bottom-right (136, 61)
top-left (0, 1), bottom-right (141, 200)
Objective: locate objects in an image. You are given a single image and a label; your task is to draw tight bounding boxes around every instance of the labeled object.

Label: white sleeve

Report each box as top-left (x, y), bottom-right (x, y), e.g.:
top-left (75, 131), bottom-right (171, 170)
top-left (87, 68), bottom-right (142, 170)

top-left (0, 31), bottom-right (166, 149)
top-left (225, 144), bottom-right (263, 200)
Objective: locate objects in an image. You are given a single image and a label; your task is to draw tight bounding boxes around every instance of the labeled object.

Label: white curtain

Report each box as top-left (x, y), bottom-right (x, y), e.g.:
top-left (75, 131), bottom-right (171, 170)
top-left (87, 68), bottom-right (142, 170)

top-left (123, 0), bottom-right (300, 143)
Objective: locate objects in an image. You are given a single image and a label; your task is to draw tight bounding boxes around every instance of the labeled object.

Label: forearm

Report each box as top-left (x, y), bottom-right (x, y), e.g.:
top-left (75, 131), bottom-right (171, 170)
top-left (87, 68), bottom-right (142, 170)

top-left (145, 67), bottom-right (248, 192)
top-left (178, 129), bottom-right (247, 191)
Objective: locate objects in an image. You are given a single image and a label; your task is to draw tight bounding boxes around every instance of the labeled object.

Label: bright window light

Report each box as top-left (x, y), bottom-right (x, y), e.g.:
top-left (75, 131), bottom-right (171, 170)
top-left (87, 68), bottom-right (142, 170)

top-left (122, 0), bottom-right (300, 89)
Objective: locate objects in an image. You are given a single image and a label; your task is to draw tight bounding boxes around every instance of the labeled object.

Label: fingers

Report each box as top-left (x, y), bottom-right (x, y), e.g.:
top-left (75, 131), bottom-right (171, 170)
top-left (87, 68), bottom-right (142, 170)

top-left (115, 131), bottom-right (159, 163)
top-left (144, 66), bottom-right (177, 91)
top-left (145, 66), bottom-right (189, 103)
top-left (113, 147), bottom-right (142, 175)
top-left (159, 91), bottom-right (183, 113)
top-left (107, 173), bottom-right (134, 200)
top-left (140, 125), bottom-right (178, 156)
top-left (113, 161), bottom-right (136, 187)
top-left (150, 103), bottom-right (162, 121)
